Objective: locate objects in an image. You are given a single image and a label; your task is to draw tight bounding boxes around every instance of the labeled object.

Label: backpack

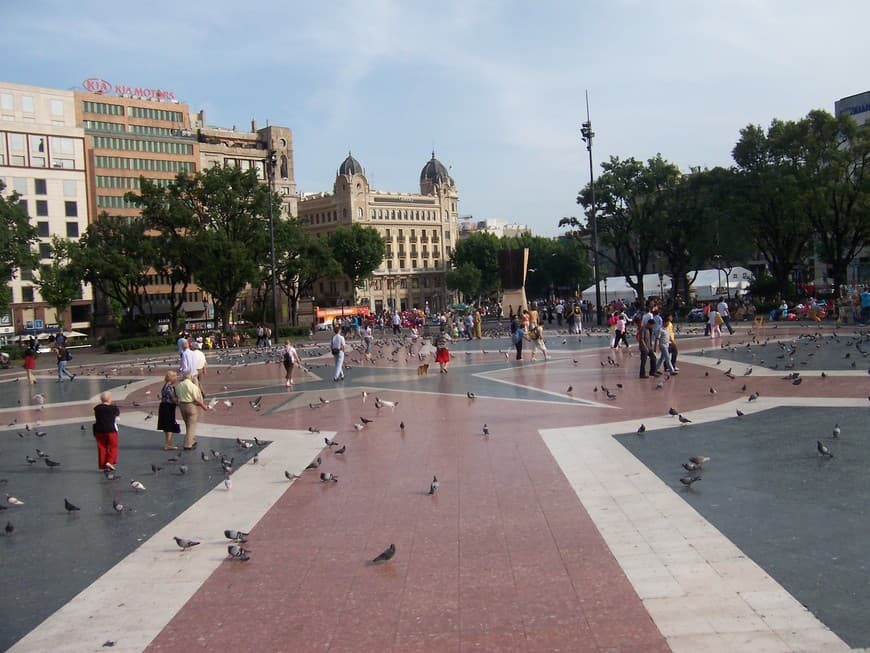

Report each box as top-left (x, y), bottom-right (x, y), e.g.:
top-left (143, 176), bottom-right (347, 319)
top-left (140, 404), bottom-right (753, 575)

top-left (283, 350), bottom-right (292, 365)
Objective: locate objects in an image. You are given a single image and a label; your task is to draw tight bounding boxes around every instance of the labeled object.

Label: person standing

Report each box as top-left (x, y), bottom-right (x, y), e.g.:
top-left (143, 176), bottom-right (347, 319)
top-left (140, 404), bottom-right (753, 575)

top-left (282, 340), bottom-right (301, 387)
top-left (638, 317), bottom-right (657, 378)
top-left (391, 310), bottom-right (402, 335)
top-left (555, 301), bottom-right (564, 327)
top-left (56, 343), bottom-right (75, 382)
top-left (655, 314), bottom-right (678, 375)
top-left (717, 296), bottom-right (735, 335)
top-left (93, 391), bottom-right (121, 471)
top-left (331, 324), bottom-right (346, 382)
top-left (190, 341), bottom-right (207, 387)
top-left (667, 313), bottom-right (679, 371)
top-left (362, 323), bottom-right (373, 357)
top-left (435, 324), bottom-right (452, 373)
top-left (513, 320), bottom-right (526, 361)
top-left (157, 370), bottom-right (180, 451)
top-left (22, 346), bottom-right (37, 384)
top-left (176, 371), bottom-right (210, 450)
top-left (179, 339), bottom-right (197, 383)
top-left (473, 308), bottom-right (482, 339)
top-left (708, 306), bottom-right (722, 338)
top-left (528, 323), bottom-right (550, 361)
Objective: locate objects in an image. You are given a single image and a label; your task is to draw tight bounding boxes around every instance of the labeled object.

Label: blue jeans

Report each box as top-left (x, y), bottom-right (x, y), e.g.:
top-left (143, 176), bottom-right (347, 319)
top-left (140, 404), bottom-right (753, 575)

top-left (57, 360), bottom-right (74, 381)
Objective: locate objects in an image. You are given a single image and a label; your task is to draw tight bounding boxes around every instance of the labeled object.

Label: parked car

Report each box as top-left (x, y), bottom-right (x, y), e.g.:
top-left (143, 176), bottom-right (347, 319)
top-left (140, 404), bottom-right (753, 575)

top-left (687, 307), bottom-right (706, 322)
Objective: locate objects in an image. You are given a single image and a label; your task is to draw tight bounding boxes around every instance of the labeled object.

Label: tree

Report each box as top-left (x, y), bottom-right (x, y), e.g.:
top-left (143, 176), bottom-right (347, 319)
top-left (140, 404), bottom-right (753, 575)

top-left (274, 220), bottom-right (341, 325)
top-left (33, 237), bottom-right (82, 330)
top-left (178, 165), bottom-right (279, 331)
top-left (445, 263), bottom-right (482, 302)
top-left (732, 121), bottom-right (814, 296)
top-left (126, 176), bottom-right (198, 333)
top-left (450, 232), bottom-right (501, 294)
top-left (71, 213), bottom-right (155, 334)
top-left (0, 181), bottom-right (39, 314)
top-left (568, 154), bottom-right (681, 302)
top-left (791, 110), bottom-right (870, 296)
top-left (328, 224), bottom-right (386, 291)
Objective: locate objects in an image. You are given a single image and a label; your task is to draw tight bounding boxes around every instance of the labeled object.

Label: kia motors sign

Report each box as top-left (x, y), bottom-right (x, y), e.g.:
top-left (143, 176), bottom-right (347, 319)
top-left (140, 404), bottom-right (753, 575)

top-left (82, 77), bottom-right (176, 101)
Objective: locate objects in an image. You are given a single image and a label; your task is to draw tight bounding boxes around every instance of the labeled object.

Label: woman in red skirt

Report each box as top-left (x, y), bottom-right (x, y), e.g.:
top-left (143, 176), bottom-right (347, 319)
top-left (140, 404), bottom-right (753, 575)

top-left (435, 325), bottom-right (452, 373)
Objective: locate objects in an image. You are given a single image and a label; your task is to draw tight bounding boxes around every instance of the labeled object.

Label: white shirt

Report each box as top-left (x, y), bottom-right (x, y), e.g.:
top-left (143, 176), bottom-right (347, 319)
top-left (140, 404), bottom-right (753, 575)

top-left (331, 333), bottom-right (346, 352)
top-left (180, 348), bottom-right (198, 377)
top-left (717, 301), bottom-right (729, 317)
top-left (191, 349), bottom-right (207, 372)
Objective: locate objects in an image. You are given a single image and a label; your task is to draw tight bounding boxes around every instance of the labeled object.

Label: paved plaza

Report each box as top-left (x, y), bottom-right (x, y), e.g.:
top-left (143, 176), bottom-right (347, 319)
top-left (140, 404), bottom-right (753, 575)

top-left (1, 323), bottom-right (868, 652)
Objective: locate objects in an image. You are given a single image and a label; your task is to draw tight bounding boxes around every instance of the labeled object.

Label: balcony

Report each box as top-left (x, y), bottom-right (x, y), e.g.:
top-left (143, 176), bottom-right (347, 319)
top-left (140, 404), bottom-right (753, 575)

top-left (422, 249), bottom-right (429, 258)
top-left (409, 236), bottom-right (418, 243)
top-left (420, 236), bottom-right (429, 243)
top-left (433, 249), bottom-right (440, 258)
top-left (410, 249), bottom-right (418, 257)
top-left (432, 236), bottom-right (440, 243)
top-left (398, 249), bottom-right (407, 257)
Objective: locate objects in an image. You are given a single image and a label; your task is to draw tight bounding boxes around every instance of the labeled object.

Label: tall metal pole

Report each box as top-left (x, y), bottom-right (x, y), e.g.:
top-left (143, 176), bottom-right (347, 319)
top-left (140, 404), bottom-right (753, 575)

top-left (267, 150), bottom-right (280, 345)
top-left (581, 90), bottom-right (603, 326)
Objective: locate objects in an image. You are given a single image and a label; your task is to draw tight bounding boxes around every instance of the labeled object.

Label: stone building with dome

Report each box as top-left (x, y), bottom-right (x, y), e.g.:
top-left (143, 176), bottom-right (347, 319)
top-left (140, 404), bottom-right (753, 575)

top-left (298, 152), bottom-right (459, 314)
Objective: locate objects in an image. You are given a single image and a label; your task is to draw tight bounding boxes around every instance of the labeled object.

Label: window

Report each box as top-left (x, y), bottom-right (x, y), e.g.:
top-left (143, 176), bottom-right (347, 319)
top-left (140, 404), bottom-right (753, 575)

top-left (18, 200), bottom-right (27, 215)
top-left (20, 268), bottom-right (33, 281)
top-left (34, 179), bottom-right (47, 195)
top-left (9, 133), bottom-right (24, 151)
top-left (38, 243), bottom-right (51, 259)
top-left (66, 222), bottom-right (79, 238)
top-left (63, 180), bottom-right (77, 197)
top-left (36, 200), bottom-right (48, 216)
top-left (21, 96), bottom-right (34, 113)
top-left (64, 201), bottom-right (78, 217)
top-left (37, 221), bottom-right (50, 237)
top-left (50, 137), bottom-right (75, 154)
top-left (21, 286), bottom-right (35, 302)
top-left (0, 92), bottom-right (12, 111)
top-left (50, 99), bottom-right (64, 116)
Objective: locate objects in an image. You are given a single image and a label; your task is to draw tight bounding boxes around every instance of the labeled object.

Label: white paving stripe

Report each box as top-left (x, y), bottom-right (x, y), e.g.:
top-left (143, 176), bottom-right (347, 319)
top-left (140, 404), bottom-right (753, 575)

top-left (9, 415), bottom-right (328, 653)
top-left (541, 396), bottom-right (867, 653)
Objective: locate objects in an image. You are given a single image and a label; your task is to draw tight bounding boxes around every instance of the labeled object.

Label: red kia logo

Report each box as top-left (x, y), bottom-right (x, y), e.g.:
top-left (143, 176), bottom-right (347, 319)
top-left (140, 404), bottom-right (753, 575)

top-left (82, 78), bottom-right (111, 94)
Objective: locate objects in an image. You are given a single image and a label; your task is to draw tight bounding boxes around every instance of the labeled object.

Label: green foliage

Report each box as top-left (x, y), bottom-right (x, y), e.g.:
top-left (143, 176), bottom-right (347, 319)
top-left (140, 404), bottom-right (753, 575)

top-left (749, 273), bottom-right (794, 300)
top-left (446, 263), bottom-right (482, 300)
top-left (105, 335), bottom-right (177, 353)
top-left (0, 180), bottom-right (39, 313)
top-left (33, 237), bottom-right (82, 329)
top-left (450, 232), bottom-right (501, 292)
top-left (328, 224), bottom-right (386, 289)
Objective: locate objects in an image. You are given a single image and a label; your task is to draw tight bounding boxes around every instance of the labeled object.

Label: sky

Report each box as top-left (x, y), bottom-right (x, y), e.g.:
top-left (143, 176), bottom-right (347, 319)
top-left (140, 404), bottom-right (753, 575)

top-left (3, 0), bottom-right (868, 236)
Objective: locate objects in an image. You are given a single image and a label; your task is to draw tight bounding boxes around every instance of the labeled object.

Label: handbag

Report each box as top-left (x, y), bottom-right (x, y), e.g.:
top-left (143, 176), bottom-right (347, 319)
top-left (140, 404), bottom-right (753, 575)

top-left (716, 314), bottom-right (724, 325)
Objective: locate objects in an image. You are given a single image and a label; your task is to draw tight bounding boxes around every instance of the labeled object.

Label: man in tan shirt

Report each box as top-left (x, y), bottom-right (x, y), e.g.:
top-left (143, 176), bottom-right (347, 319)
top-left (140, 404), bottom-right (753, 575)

top-left (176, 371), bottom-right (210, 449)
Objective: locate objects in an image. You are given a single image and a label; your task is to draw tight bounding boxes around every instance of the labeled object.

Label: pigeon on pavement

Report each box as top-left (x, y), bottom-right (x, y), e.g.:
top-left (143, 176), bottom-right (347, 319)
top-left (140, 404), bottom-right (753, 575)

top-left (174, 536), bottom-right (200, 550)
top-left (372, 543), bottom-right (396, 563)
top-left (429, 476), bottom-right (439, 495)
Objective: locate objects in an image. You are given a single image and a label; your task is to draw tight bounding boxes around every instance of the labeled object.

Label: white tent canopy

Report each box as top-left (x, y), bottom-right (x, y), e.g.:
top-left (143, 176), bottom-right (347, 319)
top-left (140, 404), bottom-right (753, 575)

top-left (582, 268), bottom-right (753, 304)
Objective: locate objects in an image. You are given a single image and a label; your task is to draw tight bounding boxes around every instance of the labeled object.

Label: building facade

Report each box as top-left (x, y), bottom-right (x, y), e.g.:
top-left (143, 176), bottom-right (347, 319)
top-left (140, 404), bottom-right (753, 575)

top-left (458, 216), bottom-right (530, 239)
top-left (299, 153), bottom-right (458, 314)
top-left (0, 82), bottom-right (92, 339)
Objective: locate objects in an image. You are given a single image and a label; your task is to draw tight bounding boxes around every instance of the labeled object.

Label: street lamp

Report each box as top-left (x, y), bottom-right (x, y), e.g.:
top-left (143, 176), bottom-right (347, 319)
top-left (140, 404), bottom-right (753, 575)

top-left (266, 150), bottom-right (280, 344)
top-left (712, 254), bottom-right (723, 299)
top-left (604, 277), bottom-right (608, 305)
top-left (581, 91), bottom-right (602, 326)
top-left (658, 272), bottom-right (664, 302)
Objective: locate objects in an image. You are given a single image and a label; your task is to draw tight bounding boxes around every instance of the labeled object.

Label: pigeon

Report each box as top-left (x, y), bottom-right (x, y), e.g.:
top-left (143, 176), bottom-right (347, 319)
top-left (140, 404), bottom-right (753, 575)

top-left (104, 470), bottom-right (122, 481)
top-left (112, 499), bottom-right (125, 513)
top-left (335, 445), bottom-right (346, 455)
top-left (748, 392), bottom-right (759, 402)
top-left (678, 414), bottom-right (692, 424)
top-left (325, 437), bottom-right (339, 447)
top-left (743, 368), bottom-right (753, 376)
top-left (832, 423), bottom-right (840, 438)
top-left (361, 391), bottom-right (368, 403)
top-left (254, 436), bottom-right (266, 447)
top-left (319, 397), bottom-right (330, 405)
top-left (249, 396), bottom-right (262, 410)
top-left (222, 400), bottom-right (234, 409)
top-left (306, 457), bottom-right (322, 470)
top-left (224, 529), bottom-right (249, 543)
top-left (566, 385), bottom-right (573, 393)
top-left (5, 521), bottom-right (13, 536)
top-left (309, 403), bottom-right (321, 409)
top-left (482, 424), bottom-right (490, 436)
top-left (174, 536), bottom-right (200, 550)
top-left (284, 470), bottom-right (300, 480)
top-left (144, 412), bottom-right (154, 421)
top-left (320, 472), bottom-right (338, 482)
top-left (236, 438), bottom-right (253, 448)
top-left (130, 480), bottom-right (146, 492)
top-left (400, 421), bottom-right (405, 431)
top-left (353, 423), bottom-right (365, 430)
top-left (308, 426), bottom-right (321, 433)
top-left (709, 387), bottom-right (717, 395)
top-left (34, 429), bottom-right (47, 437)
top-left (64, 498), bottom-right (80, 512)
top-left (736, 409), bottom-right (745, 417)
top-left (372, 543), bottom-right (396, 563)
top-left (201, 452), bottom-right (209, 462)
top-left (151, 464), bottom-right (163, 474)
top-left (467, 392), bottom-right (476, 399)
top-left (679, 476), bottom-right (702, 488)
top-left (682, 462), bottom-right (702, 472)
top-left (25, 455), bottom-right (37, 465)
top-left (817, 440), bottom-right (833, 458)
top-left (792, 377), bottom-right (802, 386)
top-left (668, 407), bottom-right (678, 417)
top-left (36, 448), bottom-right (49, 458)
top-left (208, 398), bottom-right (218, 410)
top-left (376, 397), bottom-right (397, 408)
top-left (178, 465), bottom-right (189, 475)
top-left (429, 475), bottom-right (439, 495)
top-left (227, 544), bottom-right (250, 561)
top-left (6, 495), bottom-right (25, 506)
top-left (637, 424), bottom-right (646, 434)
top-left (224, 476), bottom-right (232, 490)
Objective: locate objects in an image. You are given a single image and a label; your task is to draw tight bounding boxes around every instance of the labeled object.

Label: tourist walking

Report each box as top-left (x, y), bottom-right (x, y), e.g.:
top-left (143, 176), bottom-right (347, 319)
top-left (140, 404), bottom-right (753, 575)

top-left (22, 346), bottom-right (37, 384)
top-left (638, 317), bottom-right (657, 378)
top-left (655, 314), bottom-right (678, 374)
top-left (435, 325), bottom-right (452, 373)
top-left (331, 324), bottom-right (346, 381)
top-left (55, 343), bottom-right (75, 382)
top-left (176, 371), bottom-right (210, 450)
top-left (282, 340), bottom-right (301, 387)
top-left (528, 323), bottom-right (549, 361)
top-left (717, 297), bottom-right (735, 335)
